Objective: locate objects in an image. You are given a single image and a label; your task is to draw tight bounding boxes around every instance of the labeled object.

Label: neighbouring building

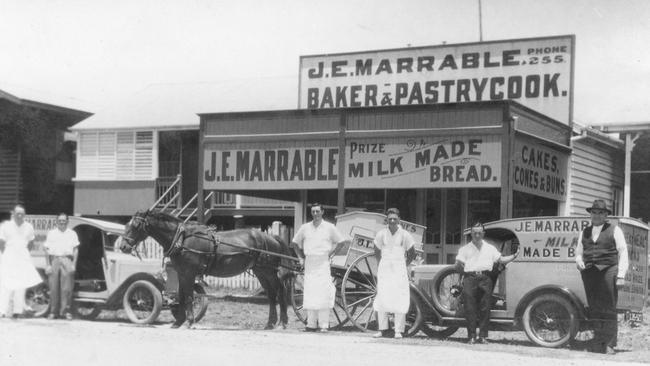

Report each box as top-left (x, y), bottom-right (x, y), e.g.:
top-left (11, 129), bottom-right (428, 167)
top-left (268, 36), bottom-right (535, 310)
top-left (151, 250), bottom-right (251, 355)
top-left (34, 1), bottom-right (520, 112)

top-left (0, 87), bottom-right (91, 218)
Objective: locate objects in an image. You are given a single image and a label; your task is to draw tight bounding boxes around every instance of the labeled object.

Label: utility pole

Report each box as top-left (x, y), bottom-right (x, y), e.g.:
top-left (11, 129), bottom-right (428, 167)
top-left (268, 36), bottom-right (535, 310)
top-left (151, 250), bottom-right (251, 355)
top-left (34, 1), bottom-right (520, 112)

top-left (478, 0), bottom-right (484, 41)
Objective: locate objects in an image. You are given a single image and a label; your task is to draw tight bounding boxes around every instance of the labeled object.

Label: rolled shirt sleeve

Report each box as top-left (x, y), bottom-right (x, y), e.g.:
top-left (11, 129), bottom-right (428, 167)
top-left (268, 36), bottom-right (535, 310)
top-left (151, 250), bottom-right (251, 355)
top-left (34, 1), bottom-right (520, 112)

top-left (613, 226), bottom-right (629, 278)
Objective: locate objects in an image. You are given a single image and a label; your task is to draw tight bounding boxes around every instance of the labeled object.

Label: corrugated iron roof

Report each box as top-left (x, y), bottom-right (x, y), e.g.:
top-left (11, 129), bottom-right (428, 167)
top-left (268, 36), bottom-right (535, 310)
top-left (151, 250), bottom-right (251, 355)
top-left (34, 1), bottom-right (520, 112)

top-left (71, 77), bottom-right (297, 131)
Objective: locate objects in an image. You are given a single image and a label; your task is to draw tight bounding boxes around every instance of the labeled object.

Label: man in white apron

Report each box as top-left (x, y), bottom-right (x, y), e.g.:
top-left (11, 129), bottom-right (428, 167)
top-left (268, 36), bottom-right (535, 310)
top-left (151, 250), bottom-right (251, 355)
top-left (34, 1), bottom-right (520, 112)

top-left (292, 203), bottom-right (348, 332)
top-left (372, 208), bottom-right (415, 339)
top-left (0, 205), bottom-right (42, 318)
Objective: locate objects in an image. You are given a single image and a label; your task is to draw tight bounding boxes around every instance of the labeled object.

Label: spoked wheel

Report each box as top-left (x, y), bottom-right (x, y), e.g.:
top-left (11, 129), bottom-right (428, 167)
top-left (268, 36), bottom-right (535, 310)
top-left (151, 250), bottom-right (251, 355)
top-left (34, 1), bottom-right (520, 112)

top-left (522, 293), bottom-right (578, 348)
top-left (341, 252), bottom-right (378, 332)
top-left (404, 289), bottom-right (424, 337)
top-left (191, 283), bottom-right (209, 323)
top-left (72, 301), bottom-right (102, 320)
top-left (287, 273), bottom-right (349, 330)
top-left (122, 280), bottom-right (163, 324)
top-left (341, 252), bottom-right (420, 337)
top-left (431, 265), bottom-right (463, 317)
top-left (25, 282), bottom-right (50, 318)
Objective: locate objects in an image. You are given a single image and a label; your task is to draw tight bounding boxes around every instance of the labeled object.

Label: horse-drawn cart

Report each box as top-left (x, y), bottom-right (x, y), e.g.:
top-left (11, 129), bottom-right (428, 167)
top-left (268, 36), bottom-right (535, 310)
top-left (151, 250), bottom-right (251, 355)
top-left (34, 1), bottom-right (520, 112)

top-left (286, 211), bottom-right (432, 336)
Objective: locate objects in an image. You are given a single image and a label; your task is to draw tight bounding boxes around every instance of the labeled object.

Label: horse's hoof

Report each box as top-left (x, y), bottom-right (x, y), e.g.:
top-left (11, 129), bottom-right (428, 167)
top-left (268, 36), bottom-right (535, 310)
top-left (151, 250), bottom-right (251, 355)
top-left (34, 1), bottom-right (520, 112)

top-left (264, 324), bottom-right (274, 330)
top-left (171, 323), bottom-right (182, 329)
top-left (281, 323), bottom-right (287, 330)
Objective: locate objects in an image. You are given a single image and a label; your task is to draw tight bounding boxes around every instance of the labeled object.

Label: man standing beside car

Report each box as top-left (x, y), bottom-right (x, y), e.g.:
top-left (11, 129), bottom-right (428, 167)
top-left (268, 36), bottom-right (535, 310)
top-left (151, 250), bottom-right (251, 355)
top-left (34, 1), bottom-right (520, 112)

top-left (291, 203), bottom-right (348, 332)
top-left (455, 222), bottom-right (519, 344)
top-left (575, 199), bottom-right (629, 355)
top-left (44, 213), bottom-right (80, 320)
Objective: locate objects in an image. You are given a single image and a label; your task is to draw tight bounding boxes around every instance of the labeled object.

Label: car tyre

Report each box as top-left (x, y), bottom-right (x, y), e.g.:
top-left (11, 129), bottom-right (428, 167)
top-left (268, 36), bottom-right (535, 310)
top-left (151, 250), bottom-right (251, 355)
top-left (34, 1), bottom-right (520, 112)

top-left (123, 280), bottom-right (163, 324)
top-left (522, 293), bottom-right (578, 348)
top-left (72, 301), bottom-right (103, 320)
top-left (25, 282), bottom-right (50, 318)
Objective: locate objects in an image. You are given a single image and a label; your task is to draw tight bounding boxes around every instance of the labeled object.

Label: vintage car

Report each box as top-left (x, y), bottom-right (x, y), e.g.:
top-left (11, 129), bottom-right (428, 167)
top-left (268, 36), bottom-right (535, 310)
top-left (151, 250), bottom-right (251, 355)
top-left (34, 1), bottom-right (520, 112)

top-left (411, 216), bottom-right (648, 347)
top-left (25, 215), bottom-right (208, 324)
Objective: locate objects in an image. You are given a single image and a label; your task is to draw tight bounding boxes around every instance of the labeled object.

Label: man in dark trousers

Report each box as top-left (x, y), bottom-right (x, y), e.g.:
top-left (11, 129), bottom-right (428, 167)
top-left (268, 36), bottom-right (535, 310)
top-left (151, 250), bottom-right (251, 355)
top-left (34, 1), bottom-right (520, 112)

top-left (575, 199), bottom-right (629, 354)
top-left (455, 222), bottom-right (518, 344)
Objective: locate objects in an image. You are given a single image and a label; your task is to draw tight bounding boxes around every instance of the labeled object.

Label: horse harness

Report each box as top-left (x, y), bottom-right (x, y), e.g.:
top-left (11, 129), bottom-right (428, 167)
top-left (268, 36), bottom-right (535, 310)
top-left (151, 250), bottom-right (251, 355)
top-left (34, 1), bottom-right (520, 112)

top-left (165, 224), bottom-right (279, 277)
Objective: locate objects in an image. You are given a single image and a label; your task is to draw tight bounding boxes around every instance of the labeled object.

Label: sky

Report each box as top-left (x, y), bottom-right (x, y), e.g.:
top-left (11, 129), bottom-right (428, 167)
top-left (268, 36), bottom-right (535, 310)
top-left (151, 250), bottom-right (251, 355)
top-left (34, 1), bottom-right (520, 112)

top-left (1, 0), bottom-right (649, 125)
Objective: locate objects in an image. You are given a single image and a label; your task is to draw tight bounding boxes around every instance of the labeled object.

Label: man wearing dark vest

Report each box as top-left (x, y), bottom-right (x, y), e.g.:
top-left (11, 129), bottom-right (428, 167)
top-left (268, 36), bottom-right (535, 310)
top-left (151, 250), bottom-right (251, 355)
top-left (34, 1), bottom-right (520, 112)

top-left (575, 199), bottom-right (629, 355)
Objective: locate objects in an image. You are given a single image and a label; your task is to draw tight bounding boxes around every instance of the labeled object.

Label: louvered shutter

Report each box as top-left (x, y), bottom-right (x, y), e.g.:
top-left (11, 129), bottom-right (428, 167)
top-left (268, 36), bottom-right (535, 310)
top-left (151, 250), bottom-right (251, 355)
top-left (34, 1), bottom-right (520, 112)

top-left (134, 131), bottom-right (153, 179)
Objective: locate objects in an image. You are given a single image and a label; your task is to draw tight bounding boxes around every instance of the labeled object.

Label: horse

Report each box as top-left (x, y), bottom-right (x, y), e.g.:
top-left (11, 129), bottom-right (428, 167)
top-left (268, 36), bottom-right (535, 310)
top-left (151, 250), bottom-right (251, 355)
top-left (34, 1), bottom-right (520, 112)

top-left (120, 210), bottom-right (297, 329)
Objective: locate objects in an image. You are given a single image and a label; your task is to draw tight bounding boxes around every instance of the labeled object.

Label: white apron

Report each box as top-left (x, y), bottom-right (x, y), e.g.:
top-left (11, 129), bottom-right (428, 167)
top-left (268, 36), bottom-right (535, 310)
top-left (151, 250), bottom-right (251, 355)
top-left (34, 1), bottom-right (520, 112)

top-left (303, 255), bottom-right (335, 310)
top-left (373, 228), bottom-right (412, 314)
top-left (373, 256), bottom-right (410, 313)
top-left (1, 241), bottom-right (42, 290)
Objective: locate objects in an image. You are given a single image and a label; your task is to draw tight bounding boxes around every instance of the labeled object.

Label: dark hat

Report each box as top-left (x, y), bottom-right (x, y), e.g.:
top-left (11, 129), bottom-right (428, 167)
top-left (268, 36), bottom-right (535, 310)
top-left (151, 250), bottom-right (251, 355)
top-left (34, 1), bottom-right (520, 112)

top-left (586, 199), bottom-right (611, 214)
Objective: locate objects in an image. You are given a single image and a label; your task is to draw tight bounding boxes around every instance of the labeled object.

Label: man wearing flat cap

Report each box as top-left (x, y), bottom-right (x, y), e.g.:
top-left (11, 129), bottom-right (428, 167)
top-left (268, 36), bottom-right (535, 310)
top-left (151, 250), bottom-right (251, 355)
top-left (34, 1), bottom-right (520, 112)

top-left (575, 199), bottom-right (629, 354)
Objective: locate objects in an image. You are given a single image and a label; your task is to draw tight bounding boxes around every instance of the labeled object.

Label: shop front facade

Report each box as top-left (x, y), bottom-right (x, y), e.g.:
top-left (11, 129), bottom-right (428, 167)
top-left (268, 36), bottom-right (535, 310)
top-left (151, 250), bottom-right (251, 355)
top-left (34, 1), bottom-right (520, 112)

top-left (199, 101), bottom-right (572, 263)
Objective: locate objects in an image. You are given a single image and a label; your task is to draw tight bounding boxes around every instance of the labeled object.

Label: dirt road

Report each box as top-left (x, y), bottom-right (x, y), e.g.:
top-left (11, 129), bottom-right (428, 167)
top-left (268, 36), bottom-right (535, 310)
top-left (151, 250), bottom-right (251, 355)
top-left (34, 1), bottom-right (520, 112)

top-left (0, 317), bottom-right (644, 366)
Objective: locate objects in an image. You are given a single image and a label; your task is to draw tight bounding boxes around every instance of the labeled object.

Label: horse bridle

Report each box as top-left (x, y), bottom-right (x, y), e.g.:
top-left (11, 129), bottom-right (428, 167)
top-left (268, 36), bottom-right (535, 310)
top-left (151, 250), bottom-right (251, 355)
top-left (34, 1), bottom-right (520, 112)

top-left (122, 214), bottom-right (148, 251)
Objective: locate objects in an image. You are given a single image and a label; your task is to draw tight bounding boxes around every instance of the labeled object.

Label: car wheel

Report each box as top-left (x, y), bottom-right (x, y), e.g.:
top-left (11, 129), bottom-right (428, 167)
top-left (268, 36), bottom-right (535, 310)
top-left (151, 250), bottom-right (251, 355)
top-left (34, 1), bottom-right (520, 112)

top-left (430, 265), bottom-right (463, 317)
top-left (420, 323), bottom-right (459, 338)
top-left (72, 301), bottom-right (102, 320)
top-left (522, 293), bottom-right (578, 348)
top-left (404, 290), bottom-right (424, 337)
top-left (123, 280), bottom-right (163, 324)
top-left (192, 284), bottom-right (209, 323)
top-left (25, 282), bottom-right (50, 318)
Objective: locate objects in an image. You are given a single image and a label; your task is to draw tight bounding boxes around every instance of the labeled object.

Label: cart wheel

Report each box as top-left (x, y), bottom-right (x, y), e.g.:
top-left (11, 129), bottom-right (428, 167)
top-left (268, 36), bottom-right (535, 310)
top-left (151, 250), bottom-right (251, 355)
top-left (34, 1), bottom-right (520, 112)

top-left (420, 323), bottom-right (459, 338)
top-left (72, 301), bottom-right (102, 320)
top-left (287, 274), bottom-right (307, 324)
top-left (404, 289), bottom-right (424, 337)
top-left (25, 282), bottom-right (50, 318)
top-left (431, 265), bottom-right (463, 317)
top-left (287, 273), bottom-right (348, 330)
top-left (192, 283), bottom-right (209, 323)
top-left (341, 252), bottom-right (378, 332)
top-left (122, 280), bottom-right (163, 324)
top-left (522, 293), bottom-right (578, 348)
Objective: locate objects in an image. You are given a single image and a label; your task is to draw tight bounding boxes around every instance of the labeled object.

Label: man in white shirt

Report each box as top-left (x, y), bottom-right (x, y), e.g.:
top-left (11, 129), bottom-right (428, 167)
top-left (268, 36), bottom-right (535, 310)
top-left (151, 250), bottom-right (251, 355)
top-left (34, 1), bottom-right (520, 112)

top-left (291, 203), bottom-right (349, 332)
top-left (575, 199), bottom-right (629, 355)
top-left (372, 208), bottom-right (415, 339)
top-left (0, 205), bottom-right (42, 318)
top-left (455, 222), bottom-right (518, 344)
top-left (44, 213), bottom-right (80, 320)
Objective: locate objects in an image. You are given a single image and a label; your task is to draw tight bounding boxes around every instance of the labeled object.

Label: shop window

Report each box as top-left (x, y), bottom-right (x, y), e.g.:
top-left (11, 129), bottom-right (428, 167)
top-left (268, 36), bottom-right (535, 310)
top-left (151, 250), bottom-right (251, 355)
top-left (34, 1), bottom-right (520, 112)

top-left (467, 188), bottom-right (501, 226)
top-left (386, 189), bottom-right (416, 222)
top-left (345, 189), bottom-right (385, 213)
top-left (513, 191), bottom-right (558, 218)
top-left (425, 190), bottom-right (441, 244)
top-left (445, 189), bottom-right (462, 244)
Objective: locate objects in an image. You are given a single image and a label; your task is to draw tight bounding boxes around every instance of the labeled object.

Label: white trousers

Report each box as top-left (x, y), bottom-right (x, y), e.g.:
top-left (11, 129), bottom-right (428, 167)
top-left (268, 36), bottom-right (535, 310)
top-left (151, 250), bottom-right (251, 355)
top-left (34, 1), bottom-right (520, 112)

top-left (307, 309), bottom-right (330, 329)
top-left (377, 311), bottom-right (406, 333)
top-left (0, 286), bottom-right (26, 315)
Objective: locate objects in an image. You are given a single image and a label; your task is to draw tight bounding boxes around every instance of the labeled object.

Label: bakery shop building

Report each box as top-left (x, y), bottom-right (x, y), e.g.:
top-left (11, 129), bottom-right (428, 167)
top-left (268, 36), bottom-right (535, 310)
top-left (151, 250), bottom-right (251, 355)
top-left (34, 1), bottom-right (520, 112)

top-left (197, 35), bottom-right (625, 264)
